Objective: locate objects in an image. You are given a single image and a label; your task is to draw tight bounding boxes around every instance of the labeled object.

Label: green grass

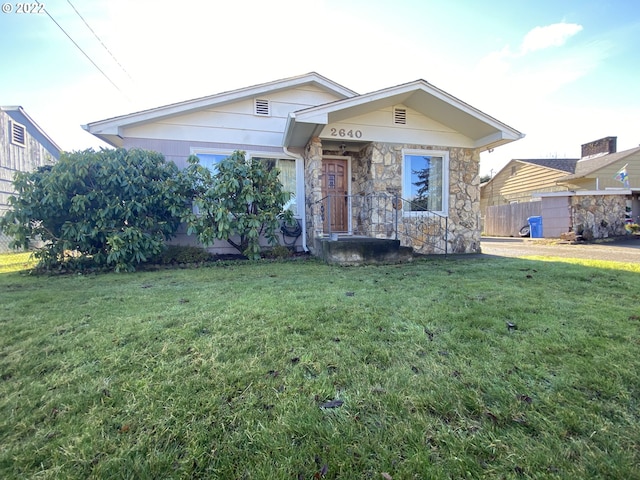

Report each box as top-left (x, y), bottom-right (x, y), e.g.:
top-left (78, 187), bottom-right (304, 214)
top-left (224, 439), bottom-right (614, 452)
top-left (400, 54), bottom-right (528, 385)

top-left (0, 251), bottom-right (36, 274)
top-left (1, 255), bottom-right (639, 479)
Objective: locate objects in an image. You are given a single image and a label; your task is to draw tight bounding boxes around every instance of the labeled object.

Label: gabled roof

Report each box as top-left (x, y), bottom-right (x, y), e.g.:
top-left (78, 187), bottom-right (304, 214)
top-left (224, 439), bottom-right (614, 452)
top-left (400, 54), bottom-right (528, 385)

top-left (481, 157), bottom-right (577, 189)
top-left (559, 146), bottom-right (640, 180)
top-left (83, 72), bottom-right (357, 147)
top-left (1, 106), bottom-right (61, 159)
top-left (515, 158), bottom-right (578, 173)
top-left (283, 79), bottom-right (524, 150)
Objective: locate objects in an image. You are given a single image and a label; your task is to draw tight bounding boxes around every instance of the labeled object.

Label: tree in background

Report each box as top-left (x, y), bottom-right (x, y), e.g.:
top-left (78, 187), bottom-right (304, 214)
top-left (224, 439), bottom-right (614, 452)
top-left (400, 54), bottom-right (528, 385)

top-left (182, 151), bottom-right (293, 260)
top-left (0, 149), bottom-right (191, 272)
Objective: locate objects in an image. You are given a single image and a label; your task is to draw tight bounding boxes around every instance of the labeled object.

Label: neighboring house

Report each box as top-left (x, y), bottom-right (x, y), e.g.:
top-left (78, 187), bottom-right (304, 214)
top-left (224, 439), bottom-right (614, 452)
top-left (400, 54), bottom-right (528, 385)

top-left (480, 158), bottom-right (578, 212)
top-left (556, 138), bottom-right (640, 190)
top-left (482, 136), bottom-right (640, 239)
top-left (1, 106), bottom-right (61, 252)
top-left (84, 72), bottom-right (523, 256)
top-left (541, 138), bottom-right (640, 239)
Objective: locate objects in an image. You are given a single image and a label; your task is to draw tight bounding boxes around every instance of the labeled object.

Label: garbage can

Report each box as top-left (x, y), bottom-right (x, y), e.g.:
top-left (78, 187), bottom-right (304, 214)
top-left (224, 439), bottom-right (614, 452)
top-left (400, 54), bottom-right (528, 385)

top-left (527, 216), bottom-right (543, 238)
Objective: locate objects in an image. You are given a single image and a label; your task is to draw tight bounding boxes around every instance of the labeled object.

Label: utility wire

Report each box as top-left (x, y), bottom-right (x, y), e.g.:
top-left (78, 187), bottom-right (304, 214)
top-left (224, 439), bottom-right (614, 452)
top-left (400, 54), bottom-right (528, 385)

top-left (35, 1), bottom-right (130, 100)
top-left (66, 0), bottom-right (133, 81)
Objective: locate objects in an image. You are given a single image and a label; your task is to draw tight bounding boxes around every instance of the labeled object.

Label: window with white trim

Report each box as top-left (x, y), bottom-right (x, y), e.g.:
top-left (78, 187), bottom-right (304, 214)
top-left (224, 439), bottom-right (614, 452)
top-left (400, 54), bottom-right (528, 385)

top-left (9, 120), bottom-right (26, 147)
top-left (252, 156), bottom-right (297, 215)
top-left (402, 150), bottom-right (448, 215)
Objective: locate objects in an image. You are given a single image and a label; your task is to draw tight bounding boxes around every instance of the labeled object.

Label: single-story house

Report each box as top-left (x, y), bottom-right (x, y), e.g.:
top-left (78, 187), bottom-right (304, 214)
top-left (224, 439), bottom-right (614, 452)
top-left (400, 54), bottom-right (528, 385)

top-left (556, 137), bottom-right (640, 191)
top-left (1, 106), bottom-right (61, 252)
top-left (84, 72), bottom-right (524, 257)
top-left (481, 136), bottom-right (640, 239)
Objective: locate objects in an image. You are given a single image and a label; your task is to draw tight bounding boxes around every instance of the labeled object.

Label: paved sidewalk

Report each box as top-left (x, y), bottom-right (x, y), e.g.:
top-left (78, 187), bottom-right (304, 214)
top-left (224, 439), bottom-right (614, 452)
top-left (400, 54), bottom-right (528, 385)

top-left (480, 236), bottom-right (640, 264)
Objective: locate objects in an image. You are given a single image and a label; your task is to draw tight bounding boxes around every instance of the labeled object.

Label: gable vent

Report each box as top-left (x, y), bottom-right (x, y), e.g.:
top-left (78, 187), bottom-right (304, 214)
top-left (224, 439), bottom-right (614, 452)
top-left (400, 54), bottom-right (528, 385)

top-left (10, 120), bottom-right (26, 147)
top-left (255, 98), bottom-right (270, 116)
top-left (393, 107), bottom-right (407, 125)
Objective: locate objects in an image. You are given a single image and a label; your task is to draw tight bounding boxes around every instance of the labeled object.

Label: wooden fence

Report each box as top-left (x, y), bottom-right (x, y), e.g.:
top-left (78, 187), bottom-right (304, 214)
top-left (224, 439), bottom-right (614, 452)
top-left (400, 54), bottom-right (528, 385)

top-left (483, 202), bottom-right (542, 237)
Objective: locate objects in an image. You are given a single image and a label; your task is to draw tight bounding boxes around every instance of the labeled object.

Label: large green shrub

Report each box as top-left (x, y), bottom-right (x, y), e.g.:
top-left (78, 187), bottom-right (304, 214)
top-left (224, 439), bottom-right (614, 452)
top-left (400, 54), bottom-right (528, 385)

top-left (181, 151), bottom-right (293, 260)
top-left (0, 148), bottom-right (191, 272)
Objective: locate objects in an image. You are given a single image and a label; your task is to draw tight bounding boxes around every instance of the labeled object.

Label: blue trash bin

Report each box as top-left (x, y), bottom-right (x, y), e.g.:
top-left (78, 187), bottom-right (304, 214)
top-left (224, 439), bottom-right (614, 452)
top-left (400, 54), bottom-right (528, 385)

top-left (527, 216), bottom-right (543, 238)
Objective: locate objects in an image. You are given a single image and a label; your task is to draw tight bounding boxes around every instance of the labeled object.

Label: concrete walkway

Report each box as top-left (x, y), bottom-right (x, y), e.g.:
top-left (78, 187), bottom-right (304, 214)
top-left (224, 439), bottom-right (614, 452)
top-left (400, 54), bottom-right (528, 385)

top-left (480, 236), bottom-right (640, 264)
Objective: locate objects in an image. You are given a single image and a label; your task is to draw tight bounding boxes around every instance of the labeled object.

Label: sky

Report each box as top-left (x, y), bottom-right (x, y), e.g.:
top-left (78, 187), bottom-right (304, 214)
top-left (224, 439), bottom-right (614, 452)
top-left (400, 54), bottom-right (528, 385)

top-left (1, 0), bottom-right (639, 176)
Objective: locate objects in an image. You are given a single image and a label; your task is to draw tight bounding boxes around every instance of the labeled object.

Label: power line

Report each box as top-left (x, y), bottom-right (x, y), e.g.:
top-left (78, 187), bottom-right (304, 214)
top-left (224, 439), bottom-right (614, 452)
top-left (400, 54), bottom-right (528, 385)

top-left (66, 0), bottom-right (133, 81)
top-left (35, 1), bottom-right (130, 100)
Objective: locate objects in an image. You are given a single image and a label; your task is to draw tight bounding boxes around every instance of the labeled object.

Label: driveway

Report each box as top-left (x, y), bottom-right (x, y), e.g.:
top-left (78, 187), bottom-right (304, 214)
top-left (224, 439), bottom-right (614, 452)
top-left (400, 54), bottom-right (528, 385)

top-left (480, 236), bottom-right (640, 264)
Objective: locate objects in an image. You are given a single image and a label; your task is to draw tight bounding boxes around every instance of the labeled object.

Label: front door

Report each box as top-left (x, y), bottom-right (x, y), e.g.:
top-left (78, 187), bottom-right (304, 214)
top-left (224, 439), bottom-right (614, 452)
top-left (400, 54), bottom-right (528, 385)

top-left (321, 158), bottom-right (348, 233)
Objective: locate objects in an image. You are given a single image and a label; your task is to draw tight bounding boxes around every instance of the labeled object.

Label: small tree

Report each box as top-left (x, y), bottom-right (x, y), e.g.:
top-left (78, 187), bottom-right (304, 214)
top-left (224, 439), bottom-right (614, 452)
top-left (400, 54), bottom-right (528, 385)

top-left (182, 151), bottom-right (293, 259)
top-left (0, 148), bottom-right (191, 272)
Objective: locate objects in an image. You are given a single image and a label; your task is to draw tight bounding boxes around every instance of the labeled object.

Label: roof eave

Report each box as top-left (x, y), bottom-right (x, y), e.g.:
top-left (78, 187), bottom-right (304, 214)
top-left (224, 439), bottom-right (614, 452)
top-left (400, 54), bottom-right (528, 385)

top-left (81, 124), bottom-right (123, 148)
top-left (2, 106), bottom-right (63, 155)
top-left (290, 80), bottom-right (524, 149)
top-left (85, 72), bottom-right (357, 133)
top-left (474, 131), bottom-right (525, 152)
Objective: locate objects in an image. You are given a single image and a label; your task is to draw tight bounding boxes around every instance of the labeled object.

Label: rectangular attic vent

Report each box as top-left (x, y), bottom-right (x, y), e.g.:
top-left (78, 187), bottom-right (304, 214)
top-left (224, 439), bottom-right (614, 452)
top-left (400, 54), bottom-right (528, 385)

top-left (10, 120), bottom-right (26, 147)
top-left (393, 107), bottom-right (407, 125)
top-left (255, 99), bottom-right (270, 116)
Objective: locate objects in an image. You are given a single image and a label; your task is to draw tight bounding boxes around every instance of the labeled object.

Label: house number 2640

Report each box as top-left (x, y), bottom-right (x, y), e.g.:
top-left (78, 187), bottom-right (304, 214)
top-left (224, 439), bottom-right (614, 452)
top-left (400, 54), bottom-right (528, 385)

top-left (330, 128), bottom-right (362, 138)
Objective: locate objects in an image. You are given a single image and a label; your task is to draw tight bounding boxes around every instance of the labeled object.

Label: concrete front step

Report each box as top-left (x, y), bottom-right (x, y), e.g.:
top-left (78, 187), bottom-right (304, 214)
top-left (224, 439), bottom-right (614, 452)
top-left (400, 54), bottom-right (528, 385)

top-left (314, 236), bottom-right (414, 265)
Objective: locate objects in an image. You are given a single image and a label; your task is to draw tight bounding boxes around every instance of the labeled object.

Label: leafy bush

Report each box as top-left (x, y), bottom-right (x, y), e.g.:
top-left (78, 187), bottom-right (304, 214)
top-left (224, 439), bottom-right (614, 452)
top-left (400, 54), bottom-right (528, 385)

top-left (0, 148), bottom-right (191, 272)
top-left (181, 151), bottom-right (294, 260)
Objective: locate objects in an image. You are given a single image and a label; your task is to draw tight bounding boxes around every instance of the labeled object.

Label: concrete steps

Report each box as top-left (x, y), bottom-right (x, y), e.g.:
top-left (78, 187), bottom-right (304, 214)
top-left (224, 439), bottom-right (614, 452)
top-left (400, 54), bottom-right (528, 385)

top-left (314, 236), bottom-right (414, 265)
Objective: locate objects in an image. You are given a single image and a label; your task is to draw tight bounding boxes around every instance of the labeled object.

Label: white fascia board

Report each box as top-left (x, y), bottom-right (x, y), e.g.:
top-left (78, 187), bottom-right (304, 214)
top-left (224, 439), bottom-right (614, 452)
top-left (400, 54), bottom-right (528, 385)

top-left (474, 130), bottom-right (525, 151)
top-left (296, 112), bottom-right (329, 125)
top-left (536, 189), bottom-right (632, 198)
top-left (282, 113), bottom-right (296, 148)
top-left (293, 80), bottom-right (524, 143)
top-left (85, 73), bottom-right (356, 133)
top-left (412, 82), bottom-right (524, 139)
top-left (15, 107), bottom-right (63, 153)
top-left (293, 84), bottom-right (415, 121)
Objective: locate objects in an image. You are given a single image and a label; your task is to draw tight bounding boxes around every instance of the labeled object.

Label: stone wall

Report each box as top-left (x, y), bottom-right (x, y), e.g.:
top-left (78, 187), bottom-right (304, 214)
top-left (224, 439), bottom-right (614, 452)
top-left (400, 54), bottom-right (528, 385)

top-left (364, 143), bottom-right (481, 254)
top-left (304, 139), bottom-right (481, 255)
top-left (303, 137), bottom-right (324, 251)
top-left (571, 194), bottom-right (628, 240)
top-left (447, 146), bottom-right (482, 253)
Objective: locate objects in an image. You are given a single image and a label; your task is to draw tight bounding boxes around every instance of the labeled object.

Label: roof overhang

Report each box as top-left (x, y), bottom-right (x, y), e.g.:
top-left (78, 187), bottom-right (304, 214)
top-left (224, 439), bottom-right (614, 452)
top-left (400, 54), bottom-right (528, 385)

top-left (283, 79), bottom-right (524, 150)
top-left (83, 72), bottom-right (357, 148)
top-left (2, 106), bottom-right (62, 156)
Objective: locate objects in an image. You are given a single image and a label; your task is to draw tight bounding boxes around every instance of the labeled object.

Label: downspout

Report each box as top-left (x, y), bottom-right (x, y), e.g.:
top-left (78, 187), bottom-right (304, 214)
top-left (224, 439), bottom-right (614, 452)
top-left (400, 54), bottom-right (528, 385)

top-left (282, 112), bottom-right (308, 252)
top-left (283, 145), bottom-right (308, 252)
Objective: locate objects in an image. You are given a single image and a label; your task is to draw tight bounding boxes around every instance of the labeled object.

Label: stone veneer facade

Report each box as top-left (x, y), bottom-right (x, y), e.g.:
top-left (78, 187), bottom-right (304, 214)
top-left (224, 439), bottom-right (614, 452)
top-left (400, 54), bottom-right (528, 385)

top-left (303, 137), bottom-right (482, 255)
top-left (571, 194), bottom-right (628, 240)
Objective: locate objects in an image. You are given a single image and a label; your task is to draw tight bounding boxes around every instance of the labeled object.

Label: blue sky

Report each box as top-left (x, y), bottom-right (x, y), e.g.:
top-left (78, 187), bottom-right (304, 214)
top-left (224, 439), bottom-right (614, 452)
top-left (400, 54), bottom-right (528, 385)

top-left (1, 0), bottom-right (639, 175)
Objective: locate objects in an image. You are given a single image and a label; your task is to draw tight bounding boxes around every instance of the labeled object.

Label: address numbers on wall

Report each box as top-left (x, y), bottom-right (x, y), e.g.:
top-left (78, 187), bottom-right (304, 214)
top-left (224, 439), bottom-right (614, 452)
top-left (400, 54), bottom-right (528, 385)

top-left (329, 128), bottom-right (363, 138)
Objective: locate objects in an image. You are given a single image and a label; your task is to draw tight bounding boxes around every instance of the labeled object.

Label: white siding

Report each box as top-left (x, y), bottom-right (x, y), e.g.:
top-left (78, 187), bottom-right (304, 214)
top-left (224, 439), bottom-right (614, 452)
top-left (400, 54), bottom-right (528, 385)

top-left (122, 85), bottom-right (345, 148)
top-left (319, 105), bottom-right (473, 147)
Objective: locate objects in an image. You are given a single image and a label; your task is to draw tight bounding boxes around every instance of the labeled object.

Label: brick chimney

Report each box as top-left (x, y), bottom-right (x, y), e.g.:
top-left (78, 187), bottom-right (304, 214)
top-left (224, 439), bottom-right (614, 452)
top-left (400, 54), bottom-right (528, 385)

top-left (581, 136), bottom-right (617, 159)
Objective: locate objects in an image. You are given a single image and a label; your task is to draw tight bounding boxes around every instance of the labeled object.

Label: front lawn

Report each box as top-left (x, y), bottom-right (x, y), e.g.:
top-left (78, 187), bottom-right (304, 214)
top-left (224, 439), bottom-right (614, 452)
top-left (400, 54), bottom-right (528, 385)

top-left (1, 255), bottom-right (639, 479)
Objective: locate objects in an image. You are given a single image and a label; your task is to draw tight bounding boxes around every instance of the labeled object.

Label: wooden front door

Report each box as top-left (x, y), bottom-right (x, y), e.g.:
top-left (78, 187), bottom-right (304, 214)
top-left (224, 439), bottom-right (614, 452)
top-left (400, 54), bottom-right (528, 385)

top-left (321, 158), bottom-right (349, 233)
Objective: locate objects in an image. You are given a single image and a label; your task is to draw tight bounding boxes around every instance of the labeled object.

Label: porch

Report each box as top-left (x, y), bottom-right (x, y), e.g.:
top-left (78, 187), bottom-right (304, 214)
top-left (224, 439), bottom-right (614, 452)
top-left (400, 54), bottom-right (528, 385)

top-left (311, 192), bottom-right (449, 264)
